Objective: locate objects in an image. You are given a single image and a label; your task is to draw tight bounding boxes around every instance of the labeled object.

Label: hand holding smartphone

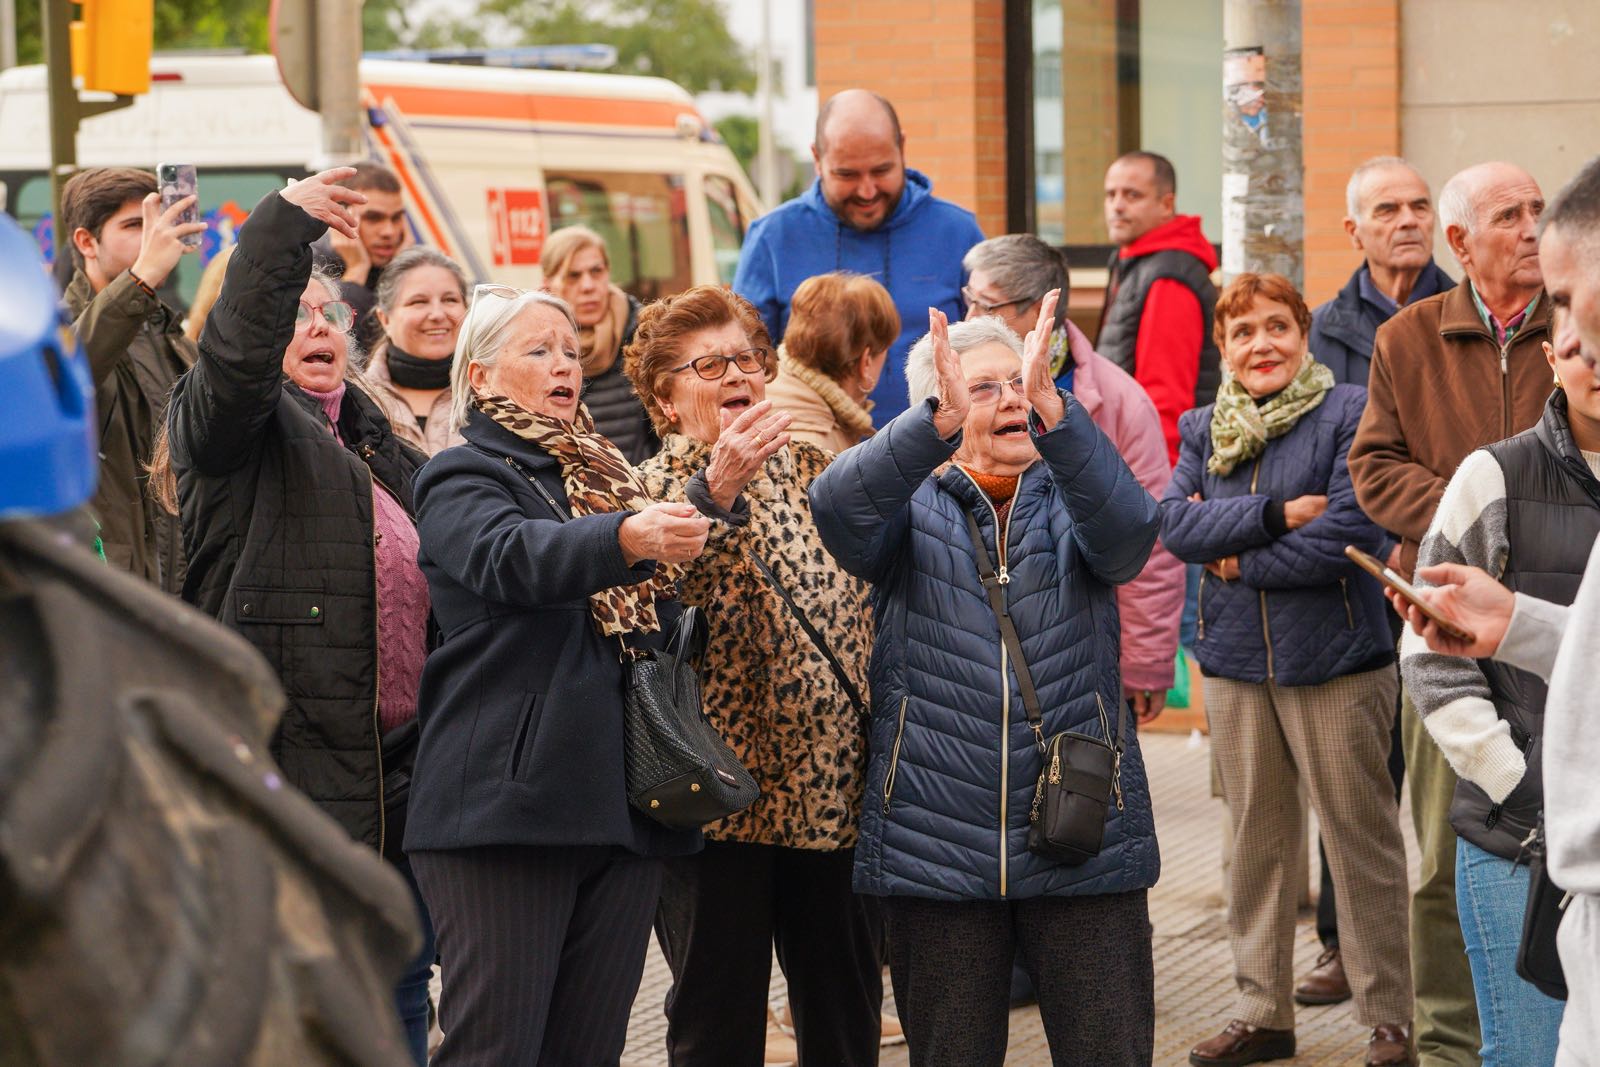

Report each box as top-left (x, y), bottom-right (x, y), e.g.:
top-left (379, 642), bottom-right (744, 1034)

top-left (1345, 545), bottom-right (1477, 644)
top-left (158, 163), bottom-right (202, 249)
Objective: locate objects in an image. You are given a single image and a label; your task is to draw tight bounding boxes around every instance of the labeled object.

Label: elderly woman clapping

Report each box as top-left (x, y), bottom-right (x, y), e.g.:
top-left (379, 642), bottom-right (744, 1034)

top-left (809, 293), bottom-right (1162, 1066)
top-left (1158, 274), bottom-right (1413, 1067)
top-left (625, 285), bottom-right (883, 1066)
top-left (403, 284), bottom-right (710, 1064)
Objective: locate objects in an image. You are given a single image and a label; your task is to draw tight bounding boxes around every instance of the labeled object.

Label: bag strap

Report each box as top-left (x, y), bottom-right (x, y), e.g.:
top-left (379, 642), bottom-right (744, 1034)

top-left (749, 553), bottom-right (867, 719)
top-left (961, 508), bottom-right (1126, 758)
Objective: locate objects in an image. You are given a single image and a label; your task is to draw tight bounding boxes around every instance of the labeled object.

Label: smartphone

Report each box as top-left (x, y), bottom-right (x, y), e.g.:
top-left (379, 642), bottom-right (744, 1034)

top-left (157, 163), bottom-right (201, 248)
top-left (1344, 545), bottom-right (1477, 644)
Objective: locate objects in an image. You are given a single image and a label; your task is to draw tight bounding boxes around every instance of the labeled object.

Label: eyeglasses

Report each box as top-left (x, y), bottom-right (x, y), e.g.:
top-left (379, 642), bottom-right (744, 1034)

top-left (473, 283), bottom-right (528, 303)
top-left (296, 300), bottom-right (354, 331)
top-left (968, 376), bottom-right (1026, 404)
top-left (670, 347), bottom-right (771, 381)
top-left (962, 286), bottom-right (1037, 318)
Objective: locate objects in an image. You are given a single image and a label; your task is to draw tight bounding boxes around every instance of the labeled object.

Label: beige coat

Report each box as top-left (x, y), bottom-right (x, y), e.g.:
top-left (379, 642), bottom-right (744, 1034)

top-left (764, 355), bottom-right (875, 456)
top-left (363, 347), bottom-right (462, 455)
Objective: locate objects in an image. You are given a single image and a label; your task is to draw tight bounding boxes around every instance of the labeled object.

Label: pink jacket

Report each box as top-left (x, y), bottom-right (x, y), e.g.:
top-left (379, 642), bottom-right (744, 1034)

top-left (1064, 322), bottom-right (1185, 694)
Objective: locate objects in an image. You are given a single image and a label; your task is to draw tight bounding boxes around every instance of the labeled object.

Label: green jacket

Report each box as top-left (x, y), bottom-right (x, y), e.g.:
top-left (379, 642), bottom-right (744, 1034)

top-left (66, 270), bottom-right (196, 592)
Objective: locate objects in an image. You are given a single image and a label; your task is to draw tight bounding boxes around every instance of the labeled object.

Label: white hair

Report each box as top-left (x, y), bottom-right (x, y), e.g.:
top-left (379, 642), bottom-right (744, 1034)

top-left (904, 316), bottom-right (1024, 409)
top-left (448, 288), bottom-right (580, 432)
top-left (1437, 171), bottom-right (1478, 239)
top-left (1345, 155), bottom-right (1422, 218)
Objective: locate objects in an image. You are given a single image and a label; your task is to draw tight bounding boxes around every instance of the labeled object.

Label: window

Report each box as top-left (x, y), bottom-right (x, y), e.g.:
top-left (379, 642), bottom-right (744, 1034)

top-left (1032, 0), bottom-right (1222, 248)
top-left (704, 174), bottom-right (745, 285)
top-left (544, 170), bottom-right (692, 303)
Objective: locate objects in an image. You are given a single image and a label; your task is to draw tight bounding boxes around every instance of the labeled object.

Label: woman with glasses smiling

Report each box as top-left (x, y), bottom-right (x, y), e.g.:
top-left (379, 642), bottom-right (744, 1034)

top-left (808, 295), bottom-right (1163, 1066)
top-left (625, 285), bottom-right (883, 1066)
top-left (402, 279), bottom-right (714, 1065)
top-left (163, 169), bottom-right (438, 1063)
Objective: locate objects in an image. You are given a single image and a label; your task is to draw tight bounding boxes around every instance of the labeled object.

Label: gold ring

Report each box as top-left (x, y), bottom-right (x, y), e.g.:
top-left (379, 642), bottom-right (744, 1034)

top-left (753, 432), bottom-right (767, 446)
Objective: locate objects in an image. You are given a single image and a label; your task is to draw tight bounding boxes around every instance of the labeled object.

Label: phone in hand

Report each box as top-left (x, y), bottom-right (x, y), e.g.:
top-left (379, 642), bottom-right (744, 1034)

top-left (1344, 545), bottom-right (1477, 644)
top-left (157, 163), bottom-right (201, 248)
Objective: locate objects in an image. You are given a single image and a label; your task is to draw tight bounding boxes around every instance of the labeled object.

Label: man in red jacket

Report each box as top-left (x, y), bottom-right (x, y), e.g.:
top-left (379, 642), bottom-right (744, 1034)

top-left (1097, 151), bottom-right (1223, 466)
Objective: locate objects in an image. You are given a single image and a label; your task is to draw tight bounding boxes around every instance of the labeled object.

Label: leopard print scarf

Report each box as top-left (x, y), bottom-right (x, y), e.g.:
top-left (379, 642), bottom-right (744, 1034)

top-left (476, 393), bottom-right (679, 636)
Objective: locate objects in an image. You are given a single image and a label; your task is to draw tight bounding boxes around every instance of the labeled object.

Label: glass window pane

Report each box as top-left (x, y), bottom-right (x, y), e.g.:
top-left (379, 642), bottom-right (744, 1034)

top-left (544, 170), bottom-right (692, 303)
top-left (704, 174), bottom-right (745, 286)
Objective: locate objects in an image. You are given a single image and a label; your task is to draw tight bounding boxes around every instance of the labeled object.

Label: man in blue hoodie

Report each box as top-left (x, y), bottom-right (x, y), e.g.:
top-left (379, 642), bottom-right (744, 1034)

top-left (733, 89), bottom-right (985, 426)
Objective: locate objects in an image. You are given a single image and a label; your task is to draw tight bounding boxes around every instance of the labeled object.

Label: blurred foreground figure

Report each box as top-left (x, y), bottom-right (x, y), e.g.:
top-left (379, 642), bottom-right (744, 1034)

top-left (0, 212), bottom-right (418, 1066)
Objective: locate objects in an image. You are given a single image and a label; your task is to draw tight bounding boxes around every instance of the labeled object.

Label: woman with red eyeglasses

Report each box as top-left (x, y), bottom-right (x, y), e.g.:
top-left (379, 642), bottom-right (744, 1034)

top-left (162, 168), bottom-right (437, 1065)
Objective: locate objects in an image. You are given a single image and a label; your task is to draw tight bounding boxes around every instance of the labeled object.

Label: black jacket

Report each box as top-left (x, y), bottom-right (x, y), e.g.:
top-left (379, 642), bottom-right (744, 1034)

top-left (404, 408), bottom-right (700, 857)
top-left (582, 296), bottom-right (658, 464)
top-left (168, 191), bottom-right (426, 850)
top-left (1309, 260), bottom-right (1455, 387)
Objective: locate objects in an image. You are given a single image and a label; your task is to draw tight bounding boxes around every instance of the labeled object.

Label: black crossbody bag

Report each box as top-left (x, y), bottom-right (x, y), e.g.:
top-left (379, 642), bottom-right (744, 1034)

top-left (1515, 813), bottom-right (1570, 1000)
top-left (748, 554), bottom-right (867, 719)
top-left (963, 509), bottom-right (1125, 865)
top-left (503, 453), bottom-right (759, 829)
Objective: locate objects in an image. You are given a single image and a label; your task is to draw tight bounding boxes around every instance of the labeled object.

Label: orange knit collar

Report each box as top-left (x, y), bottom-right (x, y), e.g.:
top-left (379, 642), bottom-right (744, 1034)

top-left (959, 465), bottom-right (1020, 506)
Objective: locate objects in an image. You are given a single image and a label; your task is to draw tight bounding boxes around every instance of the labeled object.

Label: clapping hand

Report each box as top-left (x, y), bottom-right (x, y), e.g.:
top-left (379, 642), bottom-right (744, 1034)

top-left (705, 399), bottom-right (791, 510)
top-left (1021, 288), bottom-right (1065, 430)
top-left (280, 167), bottom-right (367, 239)
top-left (929, 308), bottom-right (970, 440)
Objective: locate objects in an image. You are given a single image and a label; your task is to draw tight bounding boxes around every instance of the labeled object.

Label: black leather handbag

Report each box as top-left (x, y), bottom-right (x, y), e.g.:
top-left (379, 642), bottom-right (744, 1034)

top-left (622, 606), bottom-right (760, 829)
top-left (1516, 814), bottom-right (1570, 1000)
top-left (963, 510), bottom-right (1124, 866)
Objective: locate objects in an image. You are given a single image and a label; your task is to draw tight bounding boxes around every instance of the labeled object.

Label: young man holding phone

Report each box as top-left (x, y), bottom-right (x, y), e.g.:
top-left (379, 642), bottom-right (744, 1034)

top-left (311, 161), bottom-right (408, 350)
top-left (62, 166), bottom-right (206, 593)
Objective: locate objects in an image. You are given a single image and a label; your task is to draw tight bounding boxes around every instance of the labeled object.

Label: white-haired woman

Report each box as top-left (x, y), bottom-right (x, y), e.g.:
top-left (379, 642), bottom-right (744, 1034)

top-left (403, 283), bottom-right (712, 1064)
top-left (809, 296), bottom-right (1163, 1065)
top-left (165, 169), bottom-right (436, 1064)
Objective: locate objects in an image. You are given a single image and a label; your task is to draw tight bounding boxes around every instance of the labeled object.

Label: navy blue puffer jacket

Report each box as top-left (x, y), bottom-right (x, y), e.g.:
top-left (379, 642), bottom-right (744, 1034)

top-left (1158, 384), bottom-right (1393, 686)
top-left (810, 395), bottom-right (1161, 901)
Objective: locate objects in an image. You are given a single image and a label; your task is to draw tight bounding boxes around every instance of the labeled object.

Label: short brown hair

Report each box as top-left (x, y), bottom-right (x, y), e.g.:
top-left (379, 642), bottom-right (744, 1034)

top-left (1213, 272), bottom-right (1312, 348)
top-left (624, 285), bottom-right (774, 434)
top-left (783, 272), bottom-right (899, 382)
top-left (340, 161), bottom-right (401, 195)
top-left (61, 167), bottom-right (157, 269)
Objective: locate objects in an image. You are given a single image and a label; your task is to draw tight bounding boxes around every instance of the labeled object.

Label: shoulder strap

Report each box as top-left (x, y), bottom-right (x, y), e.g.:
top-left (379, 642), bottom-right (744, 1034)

top-left (961, 508), bottom-right (1127, 755)
top-left (749, 553), bottom-right (867, 718)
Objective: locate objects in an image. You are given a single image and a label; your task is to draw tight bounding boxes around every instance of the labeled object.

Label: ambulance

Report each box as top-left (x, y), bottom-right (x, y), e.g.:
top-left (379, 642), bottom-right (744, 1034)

top-left (0, 53), bottom-right (763, 303)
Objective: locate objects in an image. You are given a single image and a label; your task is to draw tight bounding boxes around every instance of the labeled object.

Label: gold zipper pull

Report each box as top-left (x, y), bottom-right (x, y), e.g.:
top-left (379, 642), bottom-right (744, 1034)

top-left (1049, 745), bottom-right (1061, 785)
top-left (1112, 751), bottom-right (1125, 811)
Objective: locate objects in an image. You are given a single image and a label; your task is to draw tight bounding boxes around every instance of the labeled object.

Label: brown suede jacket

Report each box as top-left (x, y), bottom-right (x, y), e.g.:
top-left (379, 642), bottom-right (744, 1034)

top-left (1349, 281), bottom-right (1552, 577)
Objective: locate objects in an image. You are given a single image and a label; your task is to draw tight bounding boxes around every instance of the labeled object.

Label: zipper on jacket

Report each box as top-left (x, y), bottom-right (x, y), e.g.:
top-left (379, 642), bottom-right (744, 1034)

top-left (1500, 342), bottom-right (1513, 438)
top-left (1250, 457), bottom-right (1275, 680)
top-left (1485, 804), bottom-right (1503, 831)
top-left (955, 466), bottom-right (1017, 897)
top-left (366, 465), bottom-right (388, 856)
top-left (1196, 570), bottom-right (1208, 641)
top-left (881, 695), bottom-right (910, 814)
top-left (1340, 577), bottom-right (1355, 629)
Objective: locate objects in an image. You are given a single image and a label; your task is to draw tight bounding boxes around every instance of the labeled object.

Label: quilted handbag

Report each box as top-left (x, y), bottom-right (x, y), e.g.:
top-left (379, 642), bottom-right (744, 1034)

top-left (622, 606), bottom-right (760, 829)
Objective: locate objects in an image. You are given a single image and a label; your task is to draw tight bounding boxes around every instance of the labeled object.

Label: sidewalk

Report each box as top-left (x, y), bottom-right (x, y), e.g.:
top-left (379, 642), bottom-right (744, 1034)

top-left (620, 729), bottom-right (1418, 1066)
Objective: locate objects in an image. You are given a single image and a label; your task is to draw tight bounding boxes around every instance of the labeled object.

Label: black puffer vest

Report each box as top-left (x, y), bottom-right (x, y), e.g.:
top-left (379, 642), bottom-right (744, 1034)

top-left (1098, 249), bottom-right (1223, 409)
top-left (1455, 390), bottom-right (1600, 859)
top-left (582, 297), bottom-right (658, 464)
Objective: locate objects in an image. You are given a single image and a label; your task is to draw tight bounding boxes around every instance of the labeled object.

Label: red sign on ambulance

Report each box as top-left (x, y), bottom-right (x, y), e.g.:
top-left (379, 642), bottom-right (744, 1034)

top-left (487, 188), bottom-right (545, 267)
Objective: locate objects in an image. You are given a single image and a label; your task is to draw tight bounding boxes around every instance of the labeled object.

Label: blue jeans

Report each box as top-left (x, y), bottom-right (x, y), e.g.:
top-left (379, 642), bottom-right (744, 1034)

top-left (393, 853), bottom-right (438, 1066)
top-left (1455, 836), bottom-right (1565, 1067)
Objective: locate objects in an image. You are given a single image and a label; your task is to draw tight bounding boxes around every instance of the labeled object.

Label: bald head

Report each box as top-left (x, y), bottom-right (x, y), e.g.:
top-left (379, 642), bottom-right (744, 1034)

top-left (1439, 161), bottom-right (1544, 312)
top-left (811, 89), bottom-right (908, 232)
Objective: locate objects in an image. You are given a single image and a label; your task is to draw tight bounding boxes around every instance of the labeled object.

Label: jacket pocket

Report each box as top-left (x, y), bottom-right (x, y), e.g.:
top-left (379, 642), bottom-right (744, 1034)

top-left (234, 586), bottom-right (325, 625)
top-left (505, 693), bottom-right (545, 783)
top-left (881, 696), bottom-right (909, 815)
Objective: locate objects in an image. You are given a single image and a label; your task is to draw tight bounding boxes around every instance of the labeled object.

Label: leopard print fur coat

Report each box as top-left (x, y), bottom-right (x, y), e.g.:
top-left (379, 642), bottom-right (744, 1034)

top-left (637, 434), bottom-right (871, 850)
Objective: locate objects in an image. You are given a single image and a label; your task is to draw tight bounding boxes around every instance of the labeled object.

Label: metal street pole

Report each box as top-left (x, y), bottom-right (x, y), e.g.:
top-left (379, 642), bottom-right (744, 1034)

top-left (1, 0), bottom-right (17, 70)
top-left (756, 0), bottom-right (778, 205)
top-left (1220, 0), bottom-right (1303, 287)
top-left (314, 0), bottom-right (365, 166)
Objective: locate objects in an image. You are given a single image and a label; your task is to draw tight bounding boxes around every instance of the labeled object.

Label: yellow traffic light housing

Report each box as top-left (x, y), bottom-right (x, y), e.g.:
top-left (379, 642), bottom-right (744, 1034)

top-left (68, 0), bottom-right (153, 96)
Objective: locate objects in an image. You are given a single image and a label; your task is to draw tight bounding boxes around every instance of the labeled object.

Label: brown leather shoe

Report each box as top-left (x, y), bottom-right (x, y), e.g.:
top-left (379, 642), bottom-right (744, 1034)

top-left (1189, 1020), bottom-right (1296, 1066)
top-left (1366, 1024), bottom-right (1414, 1066)
top-left (1294, 946), bottom-right (1352, 1005)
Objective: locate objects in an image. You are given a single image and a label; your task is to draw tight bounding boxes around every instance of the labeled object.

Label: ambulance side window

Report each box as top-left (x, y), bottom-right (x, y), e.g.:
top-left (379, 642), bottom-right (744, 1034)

top-left (704, 174), bottom-right (744, 285)
top-left (544, 171), bottom-right (693, 302)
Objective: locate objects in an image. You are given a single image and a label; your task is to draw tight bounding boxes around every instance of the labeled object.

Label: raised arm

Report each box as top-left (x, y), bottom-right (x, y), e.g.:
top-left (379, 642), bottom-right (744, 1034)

top-left (168, 170), bottom-right (365, 478)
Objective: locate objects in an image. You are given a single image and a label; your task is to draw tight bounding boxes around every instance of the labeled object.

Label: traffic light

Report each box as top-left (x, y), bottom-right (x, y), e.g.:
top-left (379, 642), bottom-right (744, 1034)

top-left (69, 0), bottom-right (153, 96)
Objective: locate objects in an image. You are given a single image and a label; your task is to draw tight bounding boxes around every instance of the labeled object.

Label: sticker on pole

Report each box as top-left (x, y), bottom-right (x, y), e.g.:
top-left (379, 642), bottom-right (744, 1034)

top-left (487, 189), bottom-right (544, 267)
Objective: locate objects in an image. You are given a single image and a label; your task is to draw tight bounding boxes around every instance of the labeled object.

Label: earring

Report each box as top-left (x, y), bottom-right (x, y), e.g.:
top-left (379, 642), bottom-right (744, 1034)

top-left (1555, 371), bottom-right (1565, 389)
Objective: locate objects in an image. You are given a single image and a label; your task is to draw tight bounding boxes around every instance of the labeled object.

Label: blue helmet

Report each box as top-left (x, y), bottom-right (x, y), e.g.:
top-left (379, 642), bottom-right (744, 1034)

top-left (0, 212), bottom-right (96, 520)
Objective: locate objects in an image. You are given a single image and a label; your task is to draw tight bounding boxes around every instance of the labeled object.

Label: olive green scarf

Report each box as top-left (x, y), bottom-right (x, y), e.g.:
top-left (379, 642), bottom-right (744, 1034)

top-left (1207, 356), bottom-right (1336, 477)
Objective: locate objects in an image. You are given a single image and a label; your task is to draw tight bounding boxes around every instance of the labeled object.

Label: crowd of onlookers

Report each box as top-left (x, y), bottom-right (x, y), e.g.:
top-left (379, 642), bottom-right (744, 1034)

top-left (46, 78), bottom-right (1600, 1067)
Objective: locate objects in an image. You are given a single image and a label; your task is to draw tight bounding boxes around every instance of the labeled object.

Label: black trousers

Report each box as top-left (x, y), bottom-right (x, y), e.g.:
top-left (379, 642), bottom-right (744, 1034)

top-left (411, 844), bottom-right (661, 1067)
top-left (656, 840), bottom-right (882, 1067)
top-left (884, 890), bottom-right (1154, 1067)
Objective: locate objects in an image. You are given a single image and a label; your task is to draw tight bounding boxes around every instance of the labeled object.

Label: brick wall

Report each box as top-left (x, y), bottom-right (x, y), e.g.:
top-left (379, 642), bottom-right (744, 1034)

top-left (1301, 0), bottom-right (1402, 305)
top-left (813, 0), bottom-right (1008, 237)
